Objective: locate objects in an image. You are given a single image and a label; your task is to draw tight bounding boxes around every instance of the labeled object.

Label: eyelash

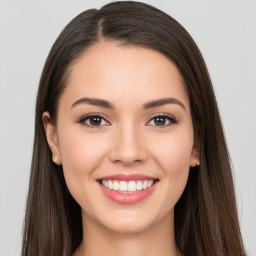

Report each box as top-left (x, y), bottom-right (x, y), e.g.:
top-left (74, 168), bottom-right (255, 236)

top-left (77, 113), bottom-right (178, 128)
top-left (77, 113), bottom-right (110, 128)
top-left (147, 113), bottom-right (178, 128)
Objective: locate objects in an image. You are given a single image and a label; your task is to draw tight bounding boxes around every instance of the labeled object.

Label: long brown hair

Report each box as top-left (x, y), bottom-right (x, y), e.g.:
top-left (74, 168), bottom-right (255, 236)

top-left (22, 1), bottom-right (247, 255)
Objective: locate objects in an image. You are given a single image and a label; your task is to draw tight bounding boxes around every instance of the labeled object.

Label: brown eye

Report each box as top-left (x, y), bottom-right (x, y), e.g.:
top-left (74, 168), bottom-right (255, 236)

top-left (153, 116), bottom-right (167, 126)
top-left (79, 115), bottom-right (110, 127)
top-left (87, 116), bottom-right (103, 126)
top-left (147, 115), bottom-right (177, 127)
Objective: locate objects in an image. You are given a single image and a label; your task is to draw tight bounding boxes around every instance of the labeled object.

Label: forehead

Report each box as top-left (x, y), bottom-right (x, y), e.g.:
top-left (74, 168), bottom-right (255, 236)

top-left (60, 41), bottom-right (190, 110)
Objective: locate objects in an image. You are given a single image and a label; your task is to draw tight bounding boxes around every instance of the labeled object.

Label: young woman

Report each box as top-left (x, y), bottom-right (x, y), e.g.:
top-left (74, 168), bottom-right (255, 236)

top-left (22, 1), bottom-right (247, 256)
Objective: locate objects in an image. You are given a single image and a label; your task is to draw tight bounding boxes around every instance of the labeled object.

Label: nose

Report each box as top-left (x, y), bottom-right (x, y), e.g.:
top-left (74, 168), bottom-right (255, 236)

top-left (109, 123), bottom-right (148, 166)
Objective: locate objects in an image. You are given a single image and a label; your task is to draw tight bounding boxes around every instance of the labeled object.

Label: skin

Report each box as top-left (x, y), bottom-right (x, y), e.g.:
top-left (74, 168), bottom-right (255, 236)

top-left (43, 41), bottom-right (199, 256)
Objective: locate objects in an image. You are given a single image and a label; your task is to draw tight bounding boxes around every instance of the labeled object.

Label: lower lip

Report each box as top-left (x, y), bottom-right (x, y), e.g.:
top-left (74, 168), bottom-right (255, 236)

top-left (98, 182), bottom-right (158, 204)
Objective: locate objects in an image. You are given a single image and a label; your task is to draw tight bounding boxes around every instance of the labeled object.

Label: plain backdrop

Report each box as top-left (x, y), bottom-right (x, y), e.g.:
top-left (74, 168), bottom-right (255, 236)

top-left (0, 0), bottom-right (255, 255)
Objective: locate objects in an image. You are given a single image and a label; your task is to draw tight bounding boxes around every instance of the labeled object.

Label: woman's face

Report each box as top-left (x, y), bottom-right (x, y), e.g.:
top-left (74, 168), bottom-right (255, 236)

top-left (44, 42), bottom-right (198, 234)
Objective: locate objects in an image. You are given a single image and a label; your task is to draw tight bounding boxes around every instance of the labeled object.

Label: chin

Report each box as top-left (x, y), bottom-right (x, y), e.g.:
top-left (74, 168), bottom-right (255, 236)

top-left (97, 210), bottom-right (158, 234)
top-left (105, 220), bottom-right (151, 234)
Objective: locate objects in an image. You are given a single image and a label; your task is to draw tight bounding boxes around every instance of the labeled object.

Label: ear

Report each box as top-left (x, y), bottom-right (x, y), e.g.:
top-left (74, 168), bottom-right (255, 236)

top-left (42, 112), bottom-right (62, 165)
top-left (190, 132), bottom-right (200, 167)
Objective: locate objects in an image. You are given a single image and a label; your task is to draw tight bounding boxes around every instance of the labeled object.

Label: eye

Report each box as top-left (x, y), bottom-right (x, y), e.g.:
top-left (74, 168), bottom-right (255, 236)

top-left (78, 114), bottom-right (110, 128)
top-left (147, 114), bottom-right (177, 127)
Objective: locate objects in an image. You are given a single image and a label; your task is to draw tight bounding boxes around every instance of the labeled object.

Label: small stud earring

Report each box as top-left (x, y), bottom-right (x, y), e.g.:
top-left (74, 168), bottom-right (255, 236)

top-left (195, 159), bottom-right (200, 166)
top-left (52, 156), bottom-right (58, 164)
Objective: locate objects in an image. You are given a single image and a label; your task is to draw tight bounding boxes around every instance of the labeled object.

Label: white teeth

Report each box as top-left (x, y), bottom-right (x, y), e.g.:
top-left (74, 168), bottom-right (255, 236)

top-left (148, 180), bottom-right (153, 187)
top-left (103, 180), bottom-right (108, 188)
top-left (119, 181), bottom-right (128, 191)
top-left (136, 181), bottom-right (142, 191)
top-left (127, 181), bottom-right (136, 192)
top-left (101, 179), bottom-right (155, 192)
top-left (108, 180), bottom-right (113, 189)
top-left (113, 180), bottom-right (119, 190)
top-left (142, 180), bottom-right (148, 190)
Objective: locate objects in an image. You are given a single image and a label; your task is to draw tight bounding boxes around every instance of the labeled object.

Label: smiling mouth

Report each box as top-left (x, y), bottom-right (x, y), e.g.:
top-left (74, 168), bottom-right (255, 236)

top-left (97, 179), bottom-right (159, 193)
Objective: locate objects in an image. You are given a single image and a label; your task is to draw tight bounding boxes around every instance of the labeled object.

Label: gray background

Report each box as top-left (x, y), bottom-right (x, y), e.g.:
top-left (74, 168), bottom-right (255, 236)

top-left (0, 0), bottom-right (255, 255)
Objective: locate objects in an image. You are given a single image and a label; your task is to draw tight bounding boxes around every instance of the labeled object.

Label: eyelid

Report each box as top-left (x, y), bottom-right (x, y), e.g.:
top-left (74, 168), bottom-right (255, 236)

top-left (76, 112), bottom-right (177, 128)
top-left (146, 113), bottom-right (178, 127)
top-left (77, 113), bottom-right (111, 127)
top-left (150, 113), bottom-right (176, 119)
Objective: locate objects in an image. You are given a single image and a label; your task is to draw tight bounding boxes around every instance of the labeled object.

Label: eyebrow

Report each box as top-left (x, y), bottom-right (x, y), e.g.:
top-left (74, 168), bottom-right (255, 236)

top-left (71, 97), bottom-right (186, 111)
top-left (71, 97), bottom-right (114, 109)
top-left (143, 98), bottom-right (186, 111)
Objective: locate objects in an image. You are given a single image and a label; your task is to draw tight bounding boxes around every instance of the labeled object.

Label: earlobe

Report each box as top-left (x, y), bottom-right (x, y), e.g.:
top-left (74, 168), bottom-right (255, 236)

top-left (190, 152), bottom-right (200, 167)
top-left (190, 134), bottom-right (200, 167)
top-left (42, 112), bottom-right (62, 165)
top-left (190, 153), bottom-right (200, 167)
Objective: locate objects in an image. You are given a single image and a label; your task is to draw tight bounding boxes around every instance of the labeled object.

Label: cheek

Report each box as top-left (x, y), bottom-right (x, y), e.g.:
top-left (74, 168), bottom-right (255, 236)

top-left (151, 132), bottom-right (193, 213)
top-left (164, 140), bottom-right (192, 172)
top-left (57, 127), bottom-right (109, 204)
top-left (59, 129), bottom-right (108, 174)
top-left (151, 128), bottom-right (193, 196)
top-left (153, 130), bottom-right (193, 173)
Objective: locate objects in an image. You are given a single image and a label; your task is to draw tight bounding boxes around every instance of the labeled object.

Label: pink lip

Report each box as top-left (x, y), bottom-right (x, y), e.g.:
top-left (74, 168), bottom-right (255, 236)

top-left (97, 173), bottom-right (157, 181)
top-left (97, 174), bottom-right (159, 204)
top-left (98, 183), bottom-right (157, 204)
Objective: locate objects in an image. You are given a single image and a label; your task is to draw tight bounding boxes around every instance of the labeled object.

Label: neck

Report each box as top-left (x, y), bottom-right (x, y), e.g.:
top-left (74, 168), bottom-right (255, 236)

top-left (74, 210), bottom-right (181, 256)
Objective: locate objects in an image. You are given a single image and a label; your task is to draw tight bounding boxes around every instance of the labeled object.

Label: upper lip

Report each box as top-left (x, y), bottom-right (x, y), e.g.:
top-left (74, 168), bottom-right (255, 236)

top-left (97, 174), bottom-right (158, 181)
